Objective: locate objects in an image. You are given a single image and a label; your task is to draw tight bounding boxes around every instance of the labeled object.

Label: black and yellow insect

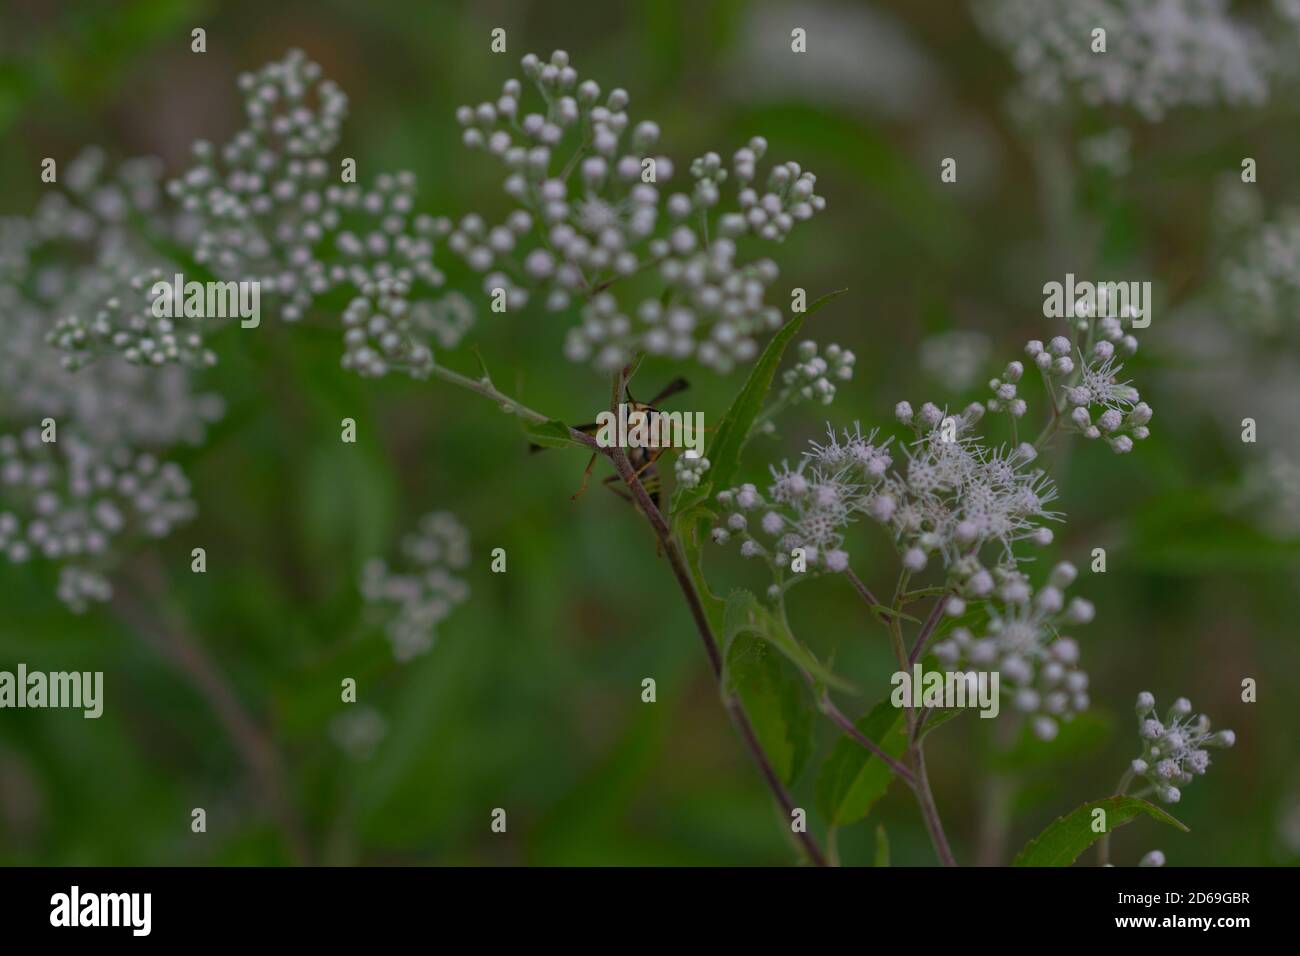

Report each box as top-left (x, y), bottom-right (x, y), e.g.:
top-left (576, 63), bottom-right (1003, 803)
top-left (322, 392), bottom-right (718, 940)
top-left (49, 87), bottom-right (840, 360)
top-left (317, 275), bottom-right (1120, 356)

top-left (530, 376), bottom-right (691, 510)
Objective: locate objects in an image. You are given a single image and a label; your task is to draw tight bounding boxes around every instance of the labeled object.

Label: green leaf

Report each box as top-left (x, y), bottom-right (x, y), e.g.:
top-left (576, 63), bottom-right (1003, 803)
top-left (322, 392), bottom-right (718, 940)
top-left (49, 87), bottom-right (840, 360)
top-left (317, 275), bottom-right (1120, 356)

top-left (706, 288), bottom-right (847, 492)
top-left (720, 590), bottom-right (851, 693)
top-left (1012, 796), bottom-right (1188, 867)
top-left (919, 706), bottom-right (965, 741)
top-left (815, 698), bottom-right (908, 828)
top-left (725, 632), bottom-right (813, 786)
top-left (874, 824), bottom-right (890, 867)
top-left (669, 478), bottom-right (712, 521)
top-left (722, 588), bottom-right (767, 649)
top-left (672, 503), bottom-right (726, 637)
top-left (668, 289), bottom-right (845, 520)
top-left (522, 417), bottom-right (585, 450)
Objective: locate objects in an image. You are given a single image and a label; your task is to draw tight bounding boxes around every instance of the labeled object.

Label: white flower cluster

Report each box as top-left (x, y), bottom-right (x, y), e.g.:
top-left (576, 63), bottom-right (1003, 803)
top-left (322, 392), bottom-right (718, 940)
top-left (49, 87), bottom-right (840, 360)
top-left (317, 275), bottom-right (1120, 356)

top-left (360, 511), bottom-right (471, 661)
top-left (56, 566), bottom-right (114, 615)
top-left (711, 401), bottom-right (1063, 595)
top-left (984, 359), bottom-right (1029, 418)
top-left (0, 430), bottom-right (197, 612)
top-left (341, 287), bottom-right (478, 379)
top-left (0, 152), bottom-right (223, 611)
top-left (414, 291), bottom-right (476, 350)
top-left (1024, 300), bottom-right (1153, 454)
top-left (931, 560), bottom-right (1095, 740)
top-left (3, 283), bottom-right (224, 451)
top-left (49, 263), bottom-right (216, 370)
top-left (1239, 451), bottom-right (1300, 538)
top-left (1131, 692), bottom-right (1235, 804)
top-left (674, 453), bottom-right (711, 490)
top-left (165, 49), bottom-right (465, 377)
top-left (710, 423), bottom-right (894, 579)
top-left (776, 340), bottom-right (855, 406)
top-left (881, 402), bottom-right (1060, 569)
top-left (0, 147), bottom-right (202, 374)
top-left (1222, 211), bottom-right (1300, 337)
top-left (976, 0), bottom-right (1270, 121)
top-left (168, 48), bottom-right (345, 321)
top-left (452, 49), bottom-right (826, 373)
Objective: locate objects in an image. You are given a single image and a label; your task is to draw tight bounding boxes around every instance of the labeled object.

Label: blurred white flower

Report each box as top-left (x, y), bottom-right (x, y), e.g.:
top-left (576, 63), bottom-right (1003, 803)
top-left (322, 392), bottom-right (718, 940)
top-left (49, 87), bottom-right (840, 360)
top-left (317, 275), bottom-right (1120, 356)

top-left (360, 512), bottom-right (471, 661)
top-left (976, 0), bottom-right (1269, 121)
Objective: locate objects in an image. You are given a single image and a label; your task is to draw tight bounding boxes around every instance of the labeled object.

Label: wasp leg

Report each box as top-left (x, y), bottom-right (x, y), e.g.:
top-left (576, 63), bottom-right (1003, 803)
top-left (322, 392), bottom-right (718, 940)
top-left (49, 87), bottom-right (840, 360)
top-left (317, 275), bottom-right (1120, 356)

top-left (603, 455), bottom-right (662, 512)
top-left (571, 452), bottom-right (599, 501)
top-left (601, 472), bottom-right (635, 502)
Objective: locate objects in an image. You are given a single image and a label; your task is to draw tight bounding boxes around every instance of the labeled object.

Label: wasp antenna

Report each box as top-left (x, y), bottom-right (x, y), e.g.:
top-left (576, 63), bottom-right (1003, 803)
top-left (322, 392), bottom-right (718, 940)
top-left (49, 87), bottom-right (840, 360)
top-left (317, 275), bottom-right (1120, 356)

top-left (650, 376), bottom-right (690, 406)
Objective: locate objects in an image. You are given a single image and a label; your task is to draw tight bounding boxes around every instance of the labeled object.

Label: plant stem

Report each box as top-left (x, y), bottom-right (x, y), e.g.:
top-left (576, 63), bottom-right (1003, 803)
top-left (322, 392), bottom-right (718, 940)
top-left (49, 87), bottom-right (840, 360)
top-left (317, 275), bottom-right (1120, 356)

top-left (887, 575), bottom-right (958, 866)
top-left (427, 361), bottom-right (551, 425)
top-left (604, 411), bottom-right (826, 866)
top-left (817, 692), bottom-right (915, 785)
top-left (113, 559), bottom-right (310, 865)
top-left (423, 355), bottom-right (915, 865)
top-left (908, 592), bottom-right (949, 665)
top-left (1097, 767), bottom-right (1135, 866)
top-left (911, 738), bottom-right (957, 866)
top-left (846, 561), bottom-right (958, 864)
top-left (842, 566), bottom-right (895, 627)
top-left (975, 716), bottom-right (1019, 865)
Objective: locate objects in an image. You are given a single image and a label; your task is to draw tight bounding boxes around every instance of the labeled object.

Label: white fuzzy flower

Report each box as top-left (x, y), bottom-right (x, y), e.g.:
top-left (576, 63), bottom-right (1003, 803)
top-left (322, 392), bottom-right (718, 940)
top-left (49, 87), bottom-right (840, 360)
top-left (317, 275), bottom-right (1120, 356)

top-left (1127, 692), bottom-right (1235, 802)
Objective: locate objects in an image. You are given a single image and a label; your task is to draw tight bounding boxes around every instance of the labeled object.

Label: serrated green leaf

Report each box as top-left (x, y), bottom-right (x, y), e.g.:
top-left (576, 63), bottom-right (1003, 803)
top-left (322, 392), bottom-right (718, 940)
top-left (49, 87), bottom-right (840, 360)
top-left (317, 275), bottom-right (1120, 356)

top-left (815, 698), bottom-right (908, 828)
top-left (669, 480), bottom-right (713, 523)
top-left (720, 590), bottom-right (851, 692)
top-left (725, 632), bottom-right (813, 786)
top-left (668, 290), bottom-right (844, 519)
top-left (1012, 796), bottom-right (1188, 867)
top-left (706, 289), bottom-right (847, 491)
top-left (671, 504), bottom-right (726, 637)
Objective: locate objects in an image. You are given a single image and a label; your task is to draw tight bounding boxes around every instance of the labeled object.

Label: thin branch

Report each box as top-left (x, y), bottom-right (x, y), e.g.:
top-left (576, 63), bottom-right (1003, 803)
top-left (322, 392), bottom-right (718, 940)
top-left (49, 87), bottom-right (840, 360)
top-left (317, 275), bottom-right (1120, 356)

top-left (424, 353), bottom-right (917, 865)
top-left (427, 361), bottom-right (551, 425)
top-left (911, 739), bottom-right (957, 867)
top-left (842, 567), bottom-right (894, 627)
top-left (606, 441), bottom-right (826, 863)
top-left (818, 692), bottom-right (915, 786)
top-left (605, 364), bottom-right (829, 865)
top-left (1097, 767), bottom-right (1136, 866)
top-left (113, 560), bottom-right (309, 864)
top-left (908, 592), bottom-right (949, 666)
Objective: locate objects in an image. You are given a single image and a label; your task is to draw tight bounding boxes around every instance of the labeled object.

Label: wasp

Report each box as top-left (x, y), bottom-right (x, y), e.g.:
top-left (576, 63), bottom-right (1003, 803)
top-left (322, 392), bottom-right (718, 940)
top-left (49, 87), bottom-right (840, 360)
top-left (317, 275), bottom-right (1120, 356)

top-left (530, 376), bottom-right (691, 511)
